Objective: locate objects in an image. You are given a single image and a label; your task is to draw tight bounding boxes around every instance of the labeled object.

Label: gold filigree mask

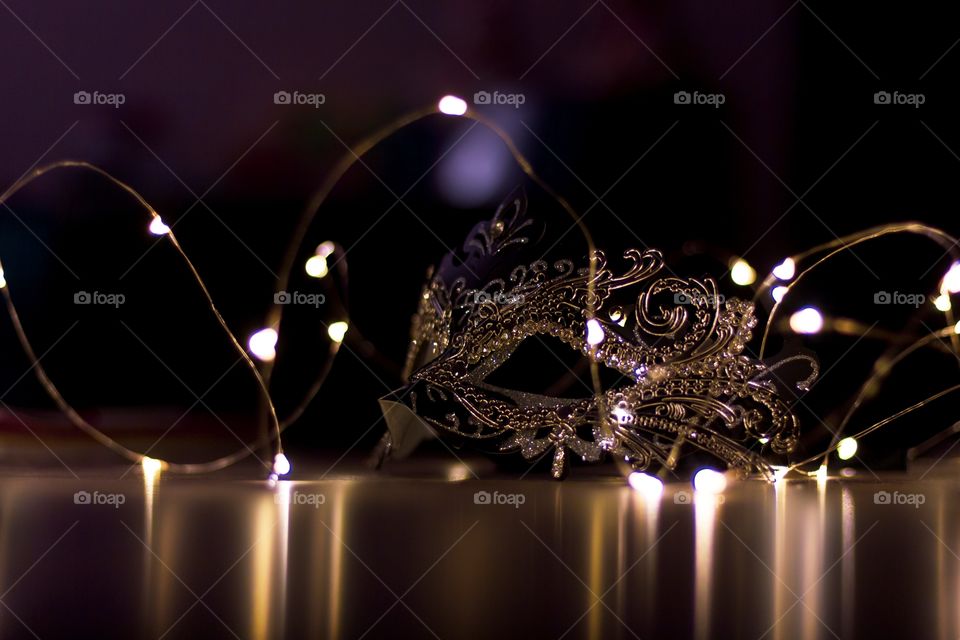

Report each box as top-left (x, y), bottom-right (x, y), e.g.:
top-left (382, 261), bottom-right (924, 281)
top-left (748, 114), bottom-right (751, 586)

top-left (381, 191), bottom-right (817, 479)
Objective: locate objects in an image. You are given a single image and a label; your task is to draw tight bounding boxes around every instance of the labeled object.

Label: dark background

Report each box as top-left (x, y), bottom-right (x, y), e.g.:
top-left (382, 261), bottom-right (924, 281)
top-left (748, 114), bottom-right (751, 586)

top-left (1, 0), bottom-right (958, 468)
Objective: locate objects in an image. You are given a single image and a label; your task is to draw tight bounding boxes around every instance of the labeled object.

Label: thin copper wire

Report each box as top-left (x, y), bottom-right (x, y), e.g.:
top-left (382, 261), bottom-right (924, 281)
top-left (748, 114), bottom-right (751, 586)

top-left (0, 102), bottom-right (601, 474)
top-left (262, 103), bottom-right (605, 440)
top-left (2, 107), bottom-right (959, 480)
top-left (756, 222), bottom-right (960, 358)
top-left (752, 223), bottom-right (960, 477)
top-left (0, 161), bottom-right (280, 473)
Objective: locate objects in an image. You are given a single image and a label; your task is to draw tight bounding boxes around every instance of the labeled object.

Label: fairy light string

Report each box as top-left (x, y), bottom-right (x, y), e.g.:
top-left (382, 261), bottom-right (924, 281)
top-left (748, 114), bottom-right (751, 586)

top-left (756, 222), bottom-right (960, 359)
top-left (0, 99), bottom-right (958, 483)
top-left (748, 223), bottom-right (960, 477)
top-left (0, 161), bottom-right (280, 474)
top-left (827, 326), bottom-right (960, 457)
top-left (258, 98), bottom-right (605, 448)
top-left (0, 99), bottom-right (601, 477)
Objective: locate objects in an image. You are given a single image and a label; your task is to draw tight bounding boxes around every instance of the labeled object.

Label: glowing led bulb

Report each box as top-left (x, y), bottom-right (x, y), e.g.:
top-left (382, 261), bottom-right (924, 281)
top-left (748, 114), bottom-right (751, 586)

top-left (693, 468), bottom-right (727, 494)
top-left (305, 254), bottom-right (329, 278)
top-left (141, 456), bottom-right (164, 475)
top-left (612, 406), bottom-right (633, 423)
top-left (438, 95), bottom-right (468, 116)
top-left (0, 267), bottom-right (6, 289)
top-left (585, 318), bottom-right (605, 346)
top-left (772, 286), bottom-right (788, 303)
top-left (789, 307), bottom-right (823, 335)
top-left (836, 437), bottom-right (858, 461)
top-left (730, 258), bottom-right (757, 286)
top-left (446, 463), bottom-right (472, 482)
top-left (327, 321), bottom-right (348, 343)
top-left (815, 464), bottom-right (828, 482)
top-left (772, 258), bottom-right (796, 281)
top-left (771, 466), bottom-right (790, 482)
top-left (273, 452), bottom-right (291, 476)
top-left (934, 294), bottom-right (952, 312)
top-left (248, 327), bottom-right (278, 362)
top-left (628, 471), bottom-right (663, 497)
top-left (149, 216), bottom-right (171, 235)
top-left (942, 261), bottom-right (960, 294)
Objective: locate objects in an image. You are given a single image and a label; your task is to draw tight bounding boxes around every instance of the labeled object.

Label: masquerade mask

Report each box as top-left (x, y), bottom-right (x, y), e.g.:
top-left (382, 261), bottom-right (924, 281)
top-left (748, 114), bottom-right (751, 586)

top-left (379, 190), bottom-right (818, 479)
top-left (0, 103), bottom-right (953, 482)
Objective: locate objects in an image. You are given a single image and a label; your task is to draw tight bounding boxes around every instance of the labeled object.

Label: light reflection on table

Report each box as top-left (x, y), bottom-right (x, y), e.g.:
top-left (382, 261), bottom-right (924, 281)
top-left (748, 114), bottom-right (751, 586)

top-left (0, 461), bottom-right (956, 639)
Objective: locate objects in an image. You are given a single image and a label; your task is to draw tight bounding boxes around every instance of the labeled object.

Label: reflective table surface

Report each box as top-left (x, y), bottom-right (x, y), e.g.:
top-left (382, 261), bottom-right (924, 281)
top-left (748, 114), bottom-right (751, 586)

top-left (1, 456), bottom-right (957, 639)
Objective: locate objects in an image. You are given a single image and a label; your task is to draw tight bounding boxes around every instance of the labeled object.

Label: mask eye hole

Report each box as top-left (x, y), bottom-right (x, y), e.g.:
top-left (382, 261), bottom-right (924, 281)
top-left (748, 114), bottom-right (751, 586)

top-left (482, 335), bottom-right (632, 399)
